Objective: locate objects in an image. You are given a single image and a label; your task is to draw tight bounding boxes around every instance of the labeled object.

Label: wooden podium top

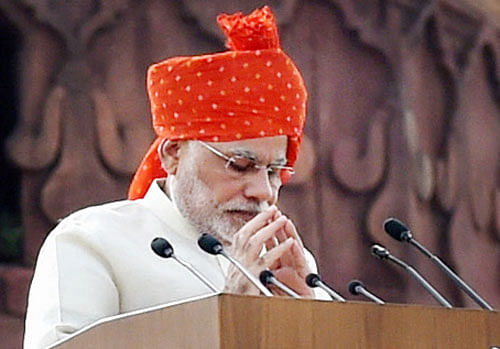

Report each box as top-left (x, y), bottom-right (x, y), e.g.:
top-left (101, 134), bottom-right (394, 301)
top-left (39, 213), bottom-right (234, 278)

top-left (51, 294), bottom-right (500, 348)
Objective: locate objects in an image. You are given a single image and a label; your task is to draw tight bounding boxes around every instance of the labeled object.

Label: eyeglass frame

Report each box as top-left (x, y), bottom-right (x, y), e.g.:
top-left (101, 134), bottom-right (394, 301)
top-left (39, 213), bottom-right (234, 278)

top-left (197, 140), bottom-right (295, 179)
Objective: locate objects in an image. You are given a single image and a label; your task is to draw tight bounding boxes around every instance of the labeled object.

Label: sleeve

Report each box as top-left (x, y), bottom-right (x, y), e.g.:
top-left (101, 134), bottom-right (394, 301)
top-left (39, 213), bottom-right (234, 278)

top-left (23, 223), bottom-right (120, 349)
top-left (304, 248), bottom-right (335, 300)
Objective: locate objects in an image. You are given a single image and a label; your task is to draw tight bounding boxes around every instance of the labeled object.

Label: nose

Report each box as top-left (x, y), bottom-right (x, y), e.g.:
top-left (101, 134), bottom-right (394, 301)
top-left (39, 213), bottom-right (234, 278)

top-left (243, 169), bottom-right (277, 205)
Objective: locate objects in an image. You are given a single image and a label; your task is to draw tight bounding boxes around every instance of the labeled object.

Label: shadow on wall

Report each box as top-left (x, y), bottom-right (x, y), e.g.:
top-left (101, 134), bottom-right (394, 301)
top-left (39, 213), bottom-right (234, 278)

top-left (0, 14), bottom-right (22, 264)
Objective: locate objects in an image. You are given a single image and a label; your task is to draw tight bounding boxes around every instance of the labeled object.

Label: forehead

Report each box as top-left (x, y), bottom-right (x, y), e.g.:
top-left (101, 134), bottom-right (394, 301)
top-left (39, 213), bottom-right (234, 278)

top-left (208, 135), bottom-right (288, 161)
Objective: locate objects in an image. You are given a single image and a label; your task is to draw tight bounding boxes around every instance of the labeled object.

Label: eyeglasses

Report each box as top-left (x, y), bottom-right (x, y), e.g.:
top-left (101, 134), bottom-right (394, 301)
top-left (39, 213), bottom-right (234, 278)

top-left (198, 141), bottom-right (295, 181)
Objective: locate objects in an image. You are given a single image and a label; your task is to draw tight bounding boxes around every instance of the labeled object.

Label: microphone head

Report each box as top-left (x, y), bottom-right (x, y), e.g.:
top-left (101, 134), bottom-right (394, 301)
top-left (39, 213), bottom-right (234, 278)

top-left (371, 244), bottom-right (390, 259)
top-left (197, 233), bottom-right (224, 255)
top-left (305, 273), bottom-right (321, 288)
top-left (348, 279), bottom-right (364, 295)
top-left (383, 217), bottom-right (412, 242)
top-left (151, 237), bottom-right (174, 258)
top-left (259, 270), bottom-right (274, 286)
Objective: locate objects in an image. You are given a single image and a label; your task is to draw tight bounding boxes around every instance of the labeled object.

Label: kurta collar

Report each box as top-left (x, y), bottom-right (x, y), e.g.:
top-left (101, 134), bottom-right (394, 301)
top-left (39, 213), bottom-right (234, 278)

top-left (140, 178), bottom-right (201, 242)
top-left (140, 178), bottom-right (231, 276)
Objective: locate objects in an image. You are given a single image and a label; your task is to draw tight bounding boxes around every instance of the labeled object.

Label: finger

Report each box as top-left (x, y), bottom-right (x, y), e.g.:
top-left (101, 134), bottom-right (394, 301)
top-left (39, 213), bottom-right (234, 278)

top-left (290, 241), bottom-right (309, 274)
top-left (283, 218), bottom-right (304, 248)
top-left (246, 216), bottom-right (288, 259)
top-left (266, 236), bottom-right (282, 270)
top-left (278, 244), bottom-right (295, 267)
top-left (266, 284), bottom-right (286, 297)
top-left (269, 218), bottom-right (303, 268)
top-left (264, 236), bottom-right (277, 252)
top-left (272, 266), bottom-right (314, 298)
top-left (265, 237), bottom-right (276, 251)
top-left (279, 238), bottom-right (308, 271)
top-left (234, 206), bottom-right (278, 247)
top-left (275, 227), bottom-right (287, 244)
top-left (258, 237), bottom-right (295, 269)
top-left (264, 238), bottom-right (273, 251)
top-left (268, 257), bottom-right (281, 271)
top-left (272, 209), bottom-right (282, 221)
top-left (274, 220), bottom-right (297, 266)
top-left (274, 217), bottom-right (299, 245)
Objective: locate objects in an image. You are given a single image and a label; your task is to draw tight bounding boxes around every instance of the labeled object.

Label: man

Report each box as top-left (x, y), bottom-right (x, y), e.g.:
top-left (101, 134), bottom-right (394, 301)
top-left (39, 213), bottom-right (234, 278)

top-left (24, 6), bottom-right (326, 348)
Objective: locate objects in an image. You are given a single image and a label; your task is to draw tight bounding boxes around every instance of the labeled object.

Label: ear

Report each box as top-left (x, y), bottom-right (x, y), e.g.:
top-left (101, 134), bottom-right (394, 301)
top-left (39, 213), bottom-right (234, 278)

top-left (158, 140), bottom-right (182, 175)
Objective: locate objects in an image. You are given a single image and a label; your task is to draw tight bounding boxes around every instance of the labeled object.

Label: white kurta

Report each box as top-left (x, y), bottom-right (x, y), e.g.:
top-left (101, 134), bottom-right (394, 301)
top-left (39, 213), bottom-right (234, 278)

top-left (24, 179), bottom-right (325, 348)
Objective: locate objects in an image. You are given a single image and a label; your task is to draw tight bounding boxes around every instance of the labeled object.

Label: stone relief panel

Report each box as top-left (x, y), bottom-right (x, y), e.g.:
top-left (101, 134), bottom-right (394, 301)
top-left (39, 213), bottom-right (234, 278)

top-left (333, 0), bottom-right (500, 307)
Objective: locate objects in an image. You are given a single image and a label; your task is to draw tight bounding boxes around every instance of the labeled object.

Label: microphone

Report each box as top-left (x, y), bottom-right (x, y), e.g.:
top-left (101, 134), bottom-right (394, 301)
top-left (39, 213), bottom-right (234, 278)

top-left (384, 217), bottom-right (494, 311)
top-left (151, 237), bottom-right (218, 292)
top-left (305, 273), bottom-right (346, 302)
top-left (259, 270), bottom-right (301, 299)
top-left (197, 233), bottom-right (273, 297)
top-left (371, 244), bottom-right (453, 308)
top-left (348, 279), bottom-right (385, 305)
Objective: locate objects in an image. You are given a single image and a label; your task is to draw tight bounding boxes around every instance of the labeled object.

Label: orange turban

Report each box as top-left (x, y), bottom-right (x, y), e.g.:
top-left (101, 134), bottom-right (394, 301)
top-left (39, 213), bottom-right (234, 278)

top-left (128, 6), bottom-right (307, 199)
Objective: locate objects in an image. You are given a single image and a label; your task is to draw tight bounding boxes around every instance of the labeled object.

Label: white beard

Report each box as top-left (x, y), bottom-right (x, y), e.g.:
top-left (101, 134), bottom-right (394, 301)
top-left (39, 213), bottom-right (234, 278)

top-left (170, 156), bottom-right (269, 247)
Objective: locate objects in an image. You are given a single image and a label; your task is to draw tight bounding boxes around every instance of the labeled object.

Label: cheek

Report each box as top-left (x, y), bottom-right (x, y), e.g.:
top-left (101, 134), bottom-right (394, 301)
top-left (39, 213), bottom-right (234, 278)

top-left (196, 162), bottom-right (242, 204)
top-left (211, 181), bottom-right (243, 203)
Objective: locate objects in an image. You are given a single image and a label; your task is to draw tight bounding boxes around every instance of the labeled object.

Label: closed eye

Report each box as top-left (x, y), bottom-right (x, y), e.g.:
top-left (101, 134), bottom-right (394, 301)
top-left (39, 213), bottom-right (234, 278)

top-left (226, 157), bottom-right (255, 172)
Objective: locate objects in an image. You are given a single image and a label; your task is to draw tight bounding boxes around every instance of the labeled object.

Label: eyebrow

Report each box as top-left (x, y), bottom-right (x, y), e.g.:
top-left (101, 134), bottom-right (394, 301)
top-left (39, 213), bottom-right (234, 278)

top-left (232, 149), bottom-right (257, 161)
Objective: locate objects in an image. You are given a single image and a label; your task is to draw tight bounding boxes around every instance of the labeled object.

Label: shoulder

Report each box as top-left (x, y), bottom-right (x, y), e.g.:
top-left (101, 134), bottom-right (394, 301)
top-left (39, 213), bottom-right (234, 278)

top-left (58, 198), bottom-right (153, 229)
top-left (60, 198), bottom-right (144, 224)
top-left (42, 198), bottom-right (161, 250)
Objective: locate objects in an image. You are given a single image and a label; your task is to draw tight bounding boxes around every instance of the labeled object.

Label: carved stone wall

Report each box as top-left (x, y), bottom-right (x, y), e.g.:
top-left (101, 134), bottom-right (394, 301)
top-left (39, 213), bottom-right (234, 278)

top-left (0, 0), bottom-right (499, 347)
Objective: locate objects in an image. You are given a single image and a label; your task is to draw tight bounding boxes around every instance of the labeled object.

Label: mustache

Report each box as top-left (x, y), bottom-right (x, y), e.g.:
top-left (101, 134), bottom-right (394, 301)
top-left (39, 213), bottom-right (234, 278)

top-left (218, 200), bottom-right (270, 213)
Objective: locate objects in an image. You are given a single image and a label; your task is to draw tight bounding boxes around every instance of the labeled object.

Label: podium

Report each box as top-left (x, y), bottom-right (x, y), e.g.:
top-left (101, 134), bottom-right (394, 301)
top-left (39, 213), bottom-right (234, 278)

top-left (50, 294), bottom-right (500, 348)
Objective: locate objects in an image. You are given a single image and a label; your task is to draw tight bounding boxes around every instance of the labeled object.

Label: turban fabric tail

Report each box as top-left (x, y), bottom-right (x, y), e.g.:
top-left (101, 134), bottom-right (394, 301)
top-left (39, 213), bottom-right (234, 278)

top-left (128, 6), bottom-right (308, 199)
